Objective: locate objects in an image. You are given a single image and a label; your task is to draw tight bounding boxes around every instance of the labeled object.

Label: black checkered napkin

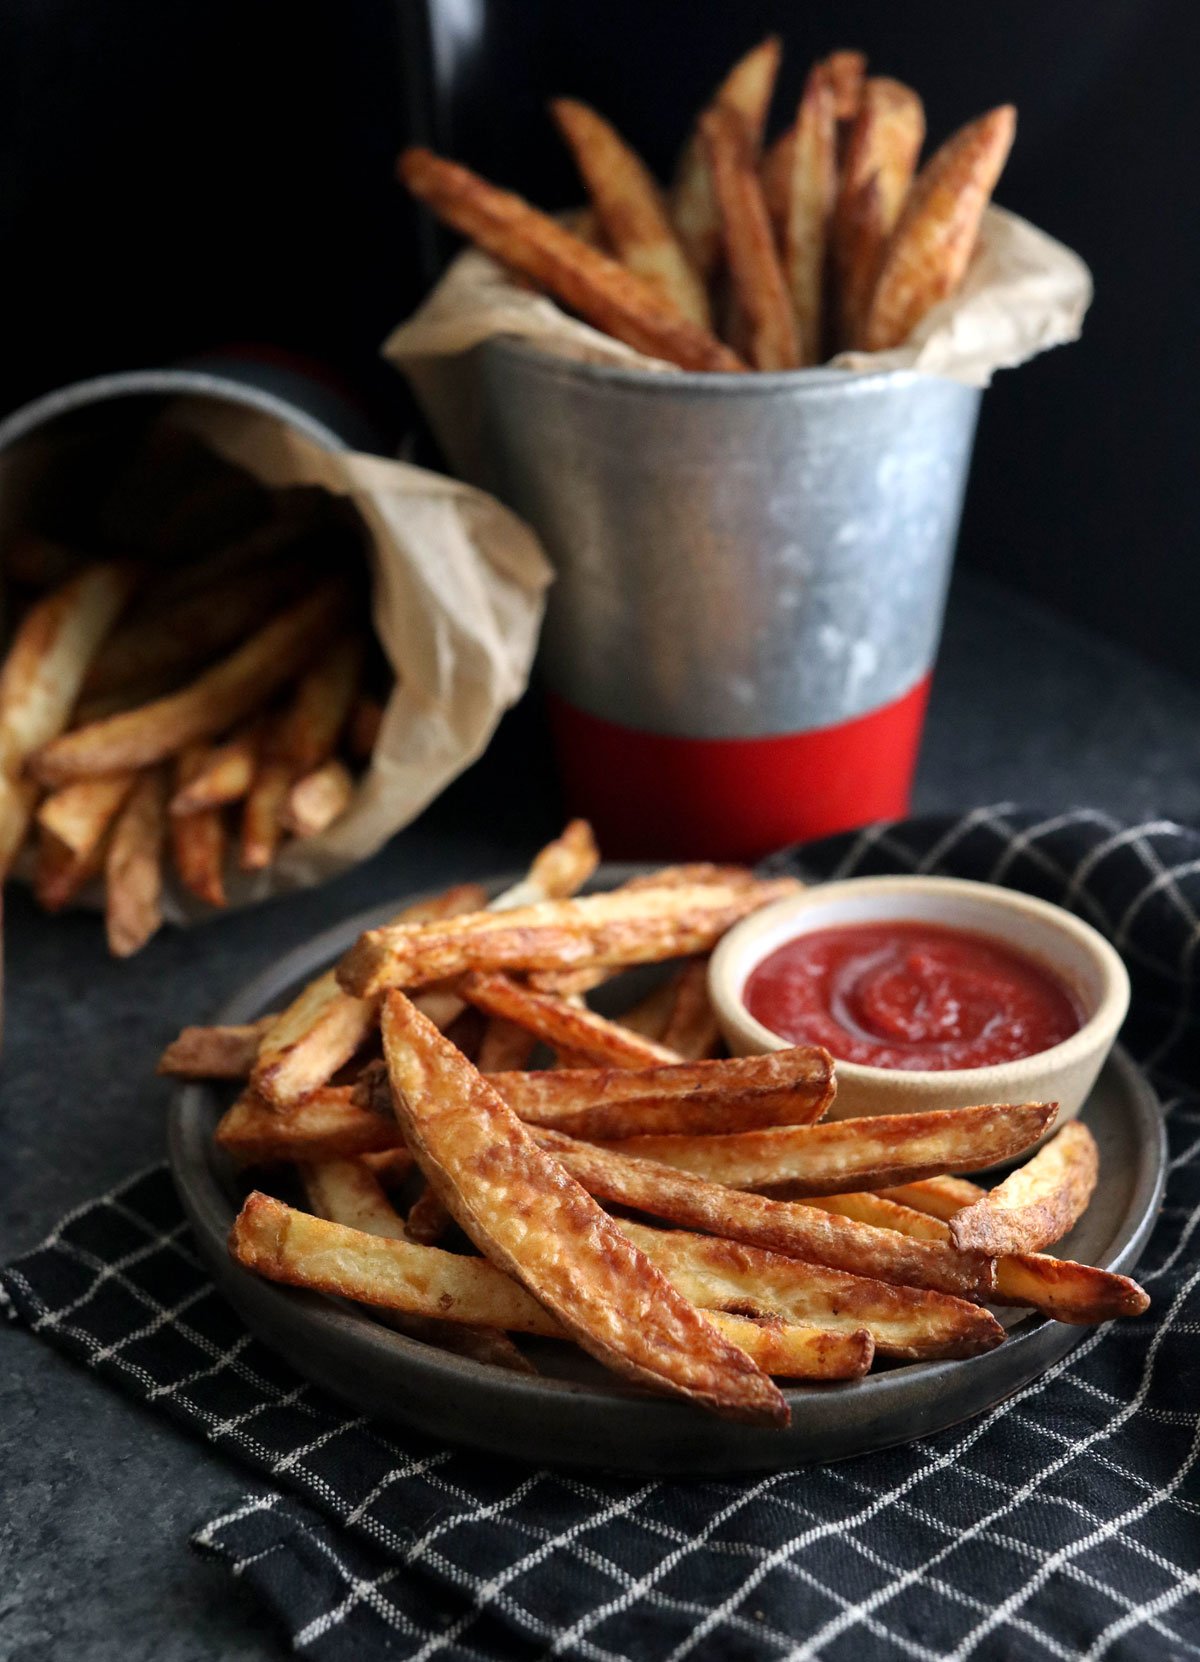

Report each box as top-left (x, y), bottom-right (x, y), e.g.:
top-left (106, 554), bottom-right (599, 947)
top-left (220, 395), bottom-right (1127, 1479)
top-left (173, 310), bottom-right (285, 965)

top-left (4, 809), bottom-right (1200, 1661)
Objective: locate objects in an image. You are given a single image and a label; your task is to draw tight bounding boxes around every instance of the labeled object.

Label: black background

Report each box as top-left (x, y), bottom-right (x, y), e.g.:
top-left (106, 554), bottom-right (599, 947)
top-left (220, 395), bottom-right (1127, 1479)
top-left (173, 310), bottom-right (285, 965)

top-left (1, 1), bottom-right (1197, 677)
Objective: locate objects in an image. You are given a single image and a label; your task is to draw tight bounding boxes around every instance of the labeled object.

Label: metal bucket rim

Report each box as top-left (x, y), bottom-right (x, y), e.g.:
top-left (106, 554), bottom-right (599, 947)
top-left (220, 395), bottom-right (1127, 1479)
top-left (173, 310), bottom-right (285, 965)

top-left (485, 335), bottom-right (970, 401)
top-left (0, 368), bottom-right (352, 456)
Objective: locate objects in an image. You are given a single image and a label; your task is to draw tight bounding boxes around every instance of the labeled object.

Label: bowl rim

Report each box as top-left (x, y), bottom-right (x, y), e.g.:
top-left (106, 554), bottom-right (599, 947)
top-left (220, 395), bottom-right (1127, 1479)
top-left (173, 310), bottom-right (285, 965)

top-left (708, 874), bottom-right (1131, 1088)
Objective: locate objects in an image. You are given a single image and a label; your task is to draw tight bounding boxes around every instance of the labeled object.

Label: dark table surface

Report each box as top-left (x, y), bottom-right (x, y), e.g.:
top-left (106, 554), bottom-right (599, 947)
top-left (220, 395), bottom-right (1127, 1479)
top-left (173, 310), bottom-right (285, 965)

top-left (4, 569), bottom-right (1200, 1662)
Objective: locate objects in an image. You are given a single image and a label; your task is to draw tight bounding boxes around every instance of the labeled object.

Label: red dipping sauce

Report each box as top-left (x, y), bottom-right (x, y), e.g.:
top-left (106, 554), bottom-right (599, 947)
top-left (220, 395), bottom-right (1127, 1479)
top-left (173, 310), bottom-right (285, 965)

top-left (743, 921), bottom-right (1083, 1071)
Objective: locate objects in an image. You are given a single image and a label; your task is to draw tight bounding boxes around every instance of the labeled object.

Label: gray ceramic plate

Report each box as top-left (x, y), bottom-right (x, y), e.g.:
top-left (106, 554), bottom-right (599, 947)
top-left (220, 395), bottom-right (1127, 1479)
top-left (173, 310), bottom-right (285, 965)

top-left (168, 866), bottom-right (1167, 1475)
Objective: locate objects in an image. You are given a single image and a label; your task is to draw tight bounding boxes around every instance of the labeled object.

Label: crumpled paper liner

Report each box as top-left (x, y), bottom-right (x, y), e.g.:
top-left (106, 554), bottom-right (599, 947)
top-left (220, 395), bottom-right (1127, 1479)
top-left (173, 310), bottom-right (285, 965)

top-left (384, 205), bottom-right (1092, 483)
top-left (5, 398), bottom-right (553, 922)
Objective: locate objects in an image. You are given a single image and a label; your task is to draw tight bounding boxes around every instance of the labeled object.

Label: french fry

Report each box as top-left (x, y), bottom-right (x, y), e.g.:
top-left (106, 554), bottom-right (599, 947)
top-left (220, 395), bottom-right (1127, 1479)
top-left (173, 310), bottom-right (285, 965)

top-left (860, 105), bottom-right (1016, 352)
top-left (360, 1146), bottom-right (416, 1185)
top-left (949, 1122), bottom-right (1099, 1256)
top-left (460, 972), bottom-right (682, 1068)
top-left (775, 65), bottom-right (838, 365)
top-left (33, 822), bottom-right (108, 912)
top-left (301, 1159), bottom-right (533, 1372)
top-left (36, 771), bottom-right (137, 859)
top-left (615, 973), bottom-right (684, 1041)
top-left (282, 759), bottom-right (354, 839)
top-left (398, 148), bottom-right (744, 374)
top-left (230, 1191), bottom-right (872, 1381)
top-left (833, 77), bottom-right (925, 344)
top-left (672, 37), bottom-right (782, 278)
top-left (105, 768), bottom-right (167, 956)
top-left (239, 753), bottom-right (293, 871)
top-left (405, 1181), bottom-right (454, 1247)
top-left (658, 957), bottom-right (720, 1059)
top-left (250, 883), bottom-right (488, 1109)
top-left (169, 743), bottom-right (228, 908)
top-left (552, 99), bottom-right (711, 328)
top-left (849, 1179), bottom-right (1150, 1324)
top-left (476, 1015), bottom-right (538, 1074)
top-left (169, 718), bottom-right (262, 815)
top-left (489, 1048), bottom-right (835, 1140)
top-left (347, 694), bottom-right (384, 762)
top-left (157, 1016), bottom-right (278, 1079)
top-left (277, 632), bottom-right (365, 775)
top-left (620, 1221), bottom-right (1003, 1360)
top-left (0, 562), bottom-right (137, 860)
top-left (702, 104), bottom-right (799, 370)
top-left (494, 818), bottom-right (599, 912)
top-left (338, 877), bottom-right (800, 997)
top-left (599, 1101), bottom-right (1058, 1195)
top-left (541, 1131), bottom-right (996, 1300)
top-left (380, 990), bottom-right (789, 1423)
top-left (32, 583), bottom-right (347, 786)
top-left (823, 49), bottom-right (867, 123)
top-left (215, 1087), bottom-right (399, 1163)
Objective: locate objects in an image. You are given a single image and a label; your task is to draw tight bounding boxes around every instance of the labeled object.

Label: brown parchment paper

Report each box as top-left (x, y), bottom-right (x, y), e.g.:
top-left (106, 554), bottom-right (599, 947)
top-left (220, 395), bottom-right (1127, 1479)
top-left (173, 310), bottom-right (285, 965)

top-left (383, 205), bottom-right (1092, 484)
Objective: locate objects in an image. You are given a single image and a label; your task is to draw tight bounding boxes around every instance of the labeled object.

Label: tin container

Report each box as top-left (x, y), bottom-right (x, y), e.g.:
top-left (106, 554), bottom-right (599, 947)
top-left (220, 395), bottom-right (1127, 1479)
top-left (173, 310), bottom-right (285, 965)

top-left (480, 339), bottom-right (982, 859)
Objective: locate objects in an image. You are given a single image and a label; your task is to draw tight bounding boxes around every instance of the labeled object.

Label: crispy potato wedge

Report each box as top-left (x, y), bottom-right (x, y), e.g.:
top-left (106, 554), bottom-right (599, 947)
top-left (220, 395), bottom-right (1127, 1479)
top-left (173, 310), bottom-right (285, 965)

top-left (239, 747), bottom-right (293, 872)
top-left (702, 105), bottom-right (799, 369)
top-left (215, 1087), bottom-right (400, 1163)
top-left (283, 758), bottom-right (355, 839)
top-left (169, 719), bottom-right (262, 815)
top-left (600, 1101), bottom-right (1058, 1195)
top-left (300, 1159), bottom-right (533, 1372)
top-left (949, 1122), bottom-right (1099, 1256)
top-left (169, 743), bottom-right (228, 908)
top-left (552, 98), bottom-right (711, 328)
top-left (489, 1047), bottom-right (835, 1140)
top-left (476, 1015), bottom-right (538, 1075)
top-left (779, 65), bottom-right (838, 365)
top-left (32, 583), bottom-right (346, 785)
top-left (277, 631), bottom-right (365, 774)
top-left (230, 1191), bottom-right (871, 1381)
top-left (157, 1017), bottom-right (278, 1079)
top-left (399, 148), bottom-right (744, 374)
top-left (850, 1179), bottom-right (1149, 1323)
top-left (834, 78), bottom-right (925, 344)
top-left (823, 49), bottom-right (867, 122)
top-left (105, 767), bottom-right (167, 956)
top-left (250, 883), bottom-right (488, 1110)
top-left (489, 819), bottom-right (599, 914)
top-left (360, 1146), bottom-right (417, 1185)
top-left (672, 37), bottom-right (782, 278)
top-left (861, 105), bottom-right (1016, 351)
top-left (36, 771), bottom-right (137, 859)
top-left (460, 972), bottom-right (681, 1068)
top-left (620, 1221), bottom-right (1002, 1360)
top-left (405, 1181), bottom-right (454, 1247)
top-left (659, 958), bottom-right (721, 1060)
top-left (380, 990), bottom-right (788, 1423)
top-left (540, 1131), bottom-right (996, 1299)
top-left (338, 877), bottom-right (799, 996)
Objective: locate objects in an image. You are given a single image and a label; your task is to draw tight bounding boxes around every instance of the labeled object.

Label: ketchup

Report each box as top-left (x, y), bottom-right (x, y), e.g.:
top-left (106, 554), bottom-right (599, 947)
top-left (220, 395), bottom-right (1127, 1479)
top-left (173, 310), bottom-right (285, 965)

top-left (743, 920), bottom-right (1082, 1071)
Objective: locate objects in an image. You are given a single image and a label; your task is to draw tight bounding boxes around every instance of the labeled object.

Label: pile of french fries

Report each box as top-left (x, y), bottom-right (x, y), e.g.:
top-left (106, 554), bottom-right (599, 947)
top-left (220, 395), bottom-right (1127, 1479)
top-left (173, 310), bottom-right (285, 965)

top-left (0, 425), bottom-right (385, 955)
top-left (399, 41), bottom-right (1016, 373)
top-left (161, 821), bottom-right (1149, 1428)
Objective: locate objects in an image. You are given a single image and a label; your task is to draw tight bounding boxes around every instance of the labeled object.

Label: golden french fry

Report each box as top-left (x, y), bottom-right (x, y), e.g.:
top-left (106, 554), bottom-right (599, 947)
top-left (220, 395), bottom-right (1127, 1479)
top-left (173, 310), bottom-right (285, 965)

top-left (861, 105), bottom-right (1016, 351)
top-left (489, 1047), bottom-right (835, 1140)
top-left (169, 718), bottom-right (263, 815)
top-left (620, 1221), bottom-right (1002, 1360)
top-left (380, 989), bottom-right (788, 1424)
top-left (338, 877), bottom-right (799, 997)
top-left (766, 65), bottom-right (838, 366)
top-left (702, 104), bottom-right (799, 370)
top-left (552, 98), bottom-right (711, 328)
top-left (300, 1159), bottom-right (533, 1373)
top-left (672, 37), bottom-right (782, 278)
top-left (277, 632), bottom-right (365, 775)
top-left (494, 819), bottom-right (599, 912)
top-left (834, 77), bottom-right (925, 343)
top-left (949, 1121), bottom-right (1099, 1256)
top-left (169, 743), bottom-right (228, 908)
top-left (0, 775), bottom-right (39, 876)
top-left (460, 972), bottom-right (682, 1068)
top-left (105, 768), bottom-right (167, 956)
top-left (476, 1015), bottom-right (538, 1075)
top-left (541, 1130), bottom-right (995, 1300)
top-left (216, 1087), bottom-right (399, 1163)
top-left (249, 883), bottom-right (489, 1110)
top-left (282, 758), bottom-right (355, 839)
top-left (398, 148), bottom-right (744, 374)
top-left (599, 1101), bottom-right (1058, 1195)
top-left (36, 771), bottom-right (137, 859)
top-left (34, 822), bottom-right (108, 911)
top-left (850, 1179), bottom-right (1149, 1324)
top-left (157, 1017), bottom-right (278, 1079)
top-left (32, 583), bottom-right (346, 786)
top-left (360, 1147), bottom-right (417, 1185)
top-left (405, 1181), bottom-right (454, 1247)
top-left (230, 1191), bottom-right (871, 1381)
top-left (238, 749), bottom-right (293, 872)
top-left (823, 49), bottom-right (867, 123)
top-left (658, 957), bottom-right (720, 1060)
top-left (347, 694), bottom-right (384, 762)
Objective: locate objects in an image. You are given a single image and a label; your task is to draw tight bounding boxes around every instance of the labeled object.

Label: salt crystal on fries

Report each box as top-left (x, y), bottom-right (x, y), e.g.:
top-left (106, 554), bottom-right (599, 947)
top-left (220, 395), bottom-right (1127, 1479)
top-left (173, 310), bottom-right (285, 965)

top-left (948, 1121), bottom-right (1099, 1256)
top-left (380, 988), bottom-right (790, 1423)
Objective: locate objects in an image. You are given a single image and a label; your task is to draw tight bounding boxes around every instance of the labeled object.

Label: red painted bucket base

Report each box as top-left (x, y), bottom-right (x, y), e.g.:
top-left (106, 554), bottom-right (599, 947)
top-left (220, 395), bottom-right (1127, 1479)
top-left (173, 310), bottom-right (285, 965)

top-left (547, 677), bottom-right (932, 861)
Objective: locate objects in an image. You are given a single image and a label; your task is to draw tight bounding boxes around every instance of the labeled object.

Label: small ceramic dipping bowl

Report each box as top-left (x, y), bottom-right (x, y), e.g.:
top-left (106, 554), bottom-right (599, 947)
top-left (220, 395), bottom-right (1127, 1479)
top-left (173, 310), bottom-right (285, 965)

top-left (709, 876), bottom-right (1130, 1123)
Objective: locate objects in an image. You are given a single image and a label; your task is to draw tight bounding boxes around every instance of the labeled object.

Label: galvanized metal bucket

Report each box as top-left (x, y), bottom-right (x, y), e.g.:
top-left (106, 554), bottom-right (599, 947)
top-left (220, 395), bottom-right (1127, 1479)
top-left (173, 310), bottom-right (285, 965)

top-left (480, 339), bottom-right (982, 859)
